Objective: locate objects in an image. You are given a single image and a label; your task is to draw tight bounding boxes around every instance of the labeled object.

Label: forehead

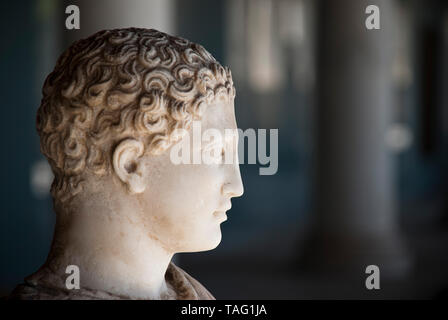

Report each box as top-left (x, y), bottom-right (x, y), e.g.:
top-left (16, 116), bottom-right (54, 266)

top-left (201, 100), bottom-right (237, 131)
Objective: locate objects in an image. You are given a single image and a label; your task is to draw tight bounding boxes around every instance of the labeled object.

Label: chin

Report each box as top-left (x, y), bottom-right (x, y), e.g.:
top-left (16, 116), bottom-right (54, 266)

top-left (207, 230), bottom-right (223, 250)
top-left (184, 231), bottom-right (222, 253)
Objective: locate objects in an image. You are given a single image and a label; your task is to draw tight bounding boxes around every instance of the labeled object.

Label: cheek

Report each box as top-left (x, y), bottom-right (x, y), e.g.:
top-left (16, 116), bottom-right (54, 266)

top-left (165, 164), bottom-right (223, 212)
top-left (143, 163), bottom-right (224, 246)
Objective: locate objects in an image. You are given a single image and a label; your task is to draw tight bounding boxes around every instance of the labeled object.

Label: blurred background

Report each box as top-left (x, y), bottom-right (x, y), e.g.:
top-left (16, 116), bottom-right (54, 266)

top-left (1, 0), bottom-right (448, 299)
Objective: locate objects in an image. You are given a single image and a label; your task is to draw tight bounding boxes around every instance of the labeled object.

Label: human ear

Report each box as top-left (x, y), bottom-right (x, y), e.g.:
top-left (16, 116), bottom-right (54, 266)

top-left (112, 138), bottom-right (146, 194)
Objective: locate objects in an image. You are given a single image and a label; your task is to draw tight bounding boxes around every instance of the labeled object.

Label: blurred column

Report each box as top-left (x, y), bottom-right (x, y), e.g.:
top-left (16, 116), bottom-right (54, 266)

top-left (63, 0), bottom-right (174, 44)
top-left (301, 0), bottom-right (410, 276)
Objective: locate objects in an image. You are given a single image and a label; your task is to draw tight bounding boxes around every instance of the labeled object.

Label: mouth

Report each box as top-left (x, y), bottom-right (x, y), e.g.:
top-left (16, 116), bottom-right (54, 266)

top-left (217, 203), bottom-right (232, 212)
top-left (213, 202), bottom-right (231, 221)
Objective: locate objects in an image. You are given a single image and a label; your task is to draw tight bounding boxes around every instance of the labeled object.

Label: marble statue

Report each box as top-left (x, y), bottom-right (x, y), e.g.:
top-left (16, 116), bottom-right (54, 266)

top-left (10, 28), bottom-right (244, 300)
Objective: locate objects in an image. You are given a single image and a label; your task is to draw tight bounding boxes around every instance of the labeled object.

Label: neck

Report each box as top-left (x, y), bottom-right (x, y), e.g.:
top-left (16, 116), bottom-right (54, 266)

top-left (45, 197), bottom-right (174, 299)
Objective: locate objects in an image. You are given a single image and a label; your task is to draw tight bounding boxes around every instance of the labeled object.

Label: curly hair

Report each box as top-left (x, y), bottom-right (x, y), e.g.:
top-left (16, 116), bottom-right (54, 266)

top-left (36, 28), bottom-right (235, 206)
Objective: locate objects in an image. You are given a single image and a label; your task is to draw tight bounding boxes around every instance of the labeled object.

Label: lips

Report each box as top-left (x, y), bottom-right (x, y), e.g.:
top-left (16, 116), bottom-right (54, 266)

top-left (217, 203), bottom-right (232, 212)
top-left (213, 202), bottom-right (231, 220)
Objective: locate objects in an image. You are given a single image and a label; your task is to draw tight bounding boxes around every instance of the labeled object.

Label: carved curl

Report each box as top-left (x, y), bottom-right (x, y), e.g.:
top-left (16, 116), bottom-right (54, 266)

top-left (36, 28), bottom-right (235, 208)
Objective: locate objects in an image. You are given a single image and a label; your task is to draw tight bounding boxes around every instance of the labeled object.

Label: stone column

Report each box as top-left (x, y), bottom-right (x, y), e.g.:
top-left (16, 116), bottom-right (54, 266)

top-left (301, 0), bottom-right (410, 277)
top-left (62, 0), bottom-right (174, 44)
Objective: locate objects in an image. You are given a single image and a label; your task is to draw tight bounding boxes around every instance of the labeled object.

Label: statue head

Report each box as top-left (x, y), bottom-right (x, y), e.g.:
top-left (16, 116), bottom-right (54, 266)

top-left (36, 28), bottom-right (244, 253)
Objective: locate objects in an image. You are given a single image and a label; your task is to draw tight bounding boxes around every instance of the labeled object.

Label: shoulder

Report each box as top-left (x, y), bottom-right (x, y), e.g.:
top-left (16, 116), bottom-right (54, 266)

top-left (7, 268), bottom-right (64, 300)
top-left (166, 262), bottom-right (215, 300)
top-left (7, 282), bottom-right (68, 300)
top-left (7, 269), bottom-right (123, 300)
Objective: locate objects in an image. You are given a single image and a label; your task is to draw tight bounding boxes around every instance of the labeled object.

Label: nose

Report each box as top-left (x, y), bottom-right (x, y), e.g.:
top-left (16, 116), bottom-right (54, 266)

top-left (222, 163), bottom-right (244, 198)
